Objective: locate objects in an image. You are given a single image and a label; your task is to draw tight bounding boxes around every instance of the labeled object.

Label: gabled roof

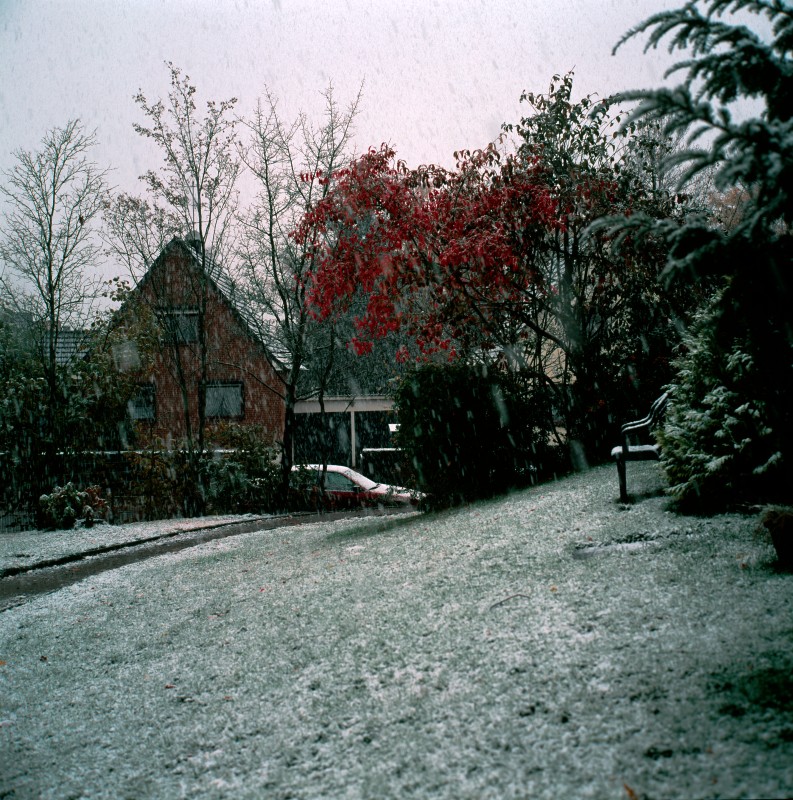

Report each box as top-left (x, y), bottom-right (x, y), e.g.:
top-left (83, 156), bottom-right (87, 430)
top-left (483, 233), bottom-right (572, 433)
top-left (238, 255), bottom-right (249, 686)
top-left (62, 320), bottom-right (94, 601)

top-left (126, 236), bottom-right (287, 376)
top-left (54, 329), bottom-right (91, 365)
top-left (2, 306), bottom-right (90, 366)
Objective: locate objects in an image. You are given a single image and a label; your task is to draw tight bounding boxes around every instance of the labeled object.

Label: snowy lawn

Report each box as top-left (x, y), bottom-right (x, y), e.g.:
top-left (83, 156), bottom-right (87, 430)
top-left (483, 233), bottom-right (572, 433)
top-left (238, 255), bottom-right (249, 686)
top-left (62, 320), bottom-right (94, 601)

top-left (1, 462), bottom-right (791, 799)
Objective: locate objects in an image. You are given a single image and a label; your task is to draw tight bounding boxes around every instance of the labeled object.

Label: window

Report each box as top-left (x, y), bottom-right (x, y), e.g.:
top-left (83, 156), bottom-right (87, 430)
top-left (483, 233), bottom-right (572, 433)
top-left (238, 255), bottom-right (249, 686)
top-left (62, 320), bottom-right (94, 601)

top-left (112, 340), bottom-right (140, 372)
top-left (163, 309), bottom-right (199, 344)
top-left (205, 382), bottom-right (243, 418)
top-left (324, 472), bottom-right (358, 492)
top-left (128, 385), bottom-right (155, 421)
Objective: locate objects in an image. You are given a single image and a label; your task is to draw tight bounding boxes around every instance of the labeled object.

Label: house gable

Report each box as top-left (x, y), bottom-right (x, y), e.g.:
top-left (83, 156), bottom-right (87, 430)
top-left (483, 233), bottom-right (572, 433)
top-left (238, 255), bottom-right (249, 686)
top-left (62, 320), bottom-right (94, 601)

top-left (115, 237), bottom-right (286, 448)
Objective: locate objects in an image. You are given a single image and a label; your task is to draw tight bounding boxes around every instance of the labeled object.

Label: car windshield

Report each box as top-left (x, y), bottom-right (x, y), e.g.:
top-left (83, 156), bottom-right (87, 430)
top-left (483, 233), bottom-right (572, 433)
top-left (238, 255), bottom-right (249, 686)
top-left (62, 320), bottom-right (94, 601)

top-left (344, 469), bottom-right (378, 491)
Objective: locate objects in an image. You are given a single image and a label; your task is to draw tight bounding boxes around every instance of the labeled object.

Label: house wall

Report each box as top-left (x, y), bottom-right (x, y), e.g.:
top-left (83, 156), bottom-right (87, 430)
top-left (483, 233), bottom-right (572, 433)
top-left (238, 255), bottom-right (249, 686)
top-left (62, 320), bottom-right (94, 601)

top-left (130, 244), bottom-right (286, 448)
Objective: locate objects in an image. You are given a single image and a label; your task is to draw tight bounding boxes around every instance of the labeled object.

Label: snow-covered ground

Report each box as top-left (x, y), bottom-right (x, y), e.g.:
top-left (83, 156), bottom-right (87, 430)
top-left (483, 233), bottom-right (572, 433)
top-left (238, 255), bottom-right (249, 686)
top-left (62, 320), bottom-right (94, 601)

top-left (1, 462), bottom-right (791, 799)
top-left (0, 514), bottom-right (273, 575)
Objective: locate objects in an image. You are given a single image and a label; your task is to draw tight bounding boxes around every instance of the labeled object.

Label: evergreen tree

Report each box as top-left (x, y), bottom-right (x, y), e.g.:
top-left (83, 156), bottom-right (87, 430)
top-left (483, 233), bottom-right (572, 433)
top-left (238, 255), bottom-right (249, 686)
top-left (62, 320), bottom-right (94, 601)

top-left (659, 291), bottom-right (782, 508)
top-left (609, 0), bottom-right (793, 507)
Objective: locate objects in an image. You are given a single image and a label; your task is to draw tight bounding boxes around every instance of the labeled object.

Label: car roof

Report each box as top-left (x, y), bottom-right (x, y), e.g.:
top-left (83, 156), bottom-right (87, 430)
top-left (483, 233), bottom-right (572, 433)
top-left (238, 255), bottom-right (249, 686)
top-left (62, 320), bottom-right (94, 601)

top-left (293, 464), bottom-right (380, 489)
top-left (292, 464), bottom-right (349, 473)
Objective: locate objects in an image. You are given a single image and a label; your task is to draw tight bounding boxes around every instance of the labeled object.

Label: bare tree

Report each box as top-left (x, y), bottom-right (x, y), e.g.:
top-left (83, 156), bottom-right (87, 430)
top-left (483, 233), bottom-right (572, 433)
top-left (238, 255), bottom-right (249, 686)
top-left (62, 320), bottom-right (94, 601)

top-left (105, 64), bottom-right (241, 466)
top-left (131, 63), bottom-right (241, 266)
top-left (237, 83), bottom-right (362, 494)
top-left (0, 120), bottom-right (108, 449)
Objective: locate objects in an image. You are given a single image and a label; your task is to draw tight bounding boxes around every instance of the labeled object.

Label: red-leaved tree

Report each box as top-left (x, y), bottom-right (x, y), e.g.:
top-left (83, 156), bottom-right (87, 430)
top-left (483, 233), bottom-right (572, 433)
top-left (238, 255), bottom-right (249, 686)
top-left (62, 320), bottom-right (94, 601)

top-left (299, 75), bottom-right (700, 467)
top-left (299, 143), bottom-right (559, 363)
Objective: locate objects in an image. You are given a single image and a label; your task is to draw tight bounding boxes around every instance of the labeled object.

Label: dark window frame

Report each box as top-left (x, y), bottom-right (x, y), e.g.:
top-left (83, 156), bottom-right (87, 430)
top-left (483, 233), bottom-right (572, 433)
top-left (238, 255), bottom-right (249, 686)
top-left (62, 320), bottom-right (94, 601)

top-left (161, 307), bottom-right (199, 344)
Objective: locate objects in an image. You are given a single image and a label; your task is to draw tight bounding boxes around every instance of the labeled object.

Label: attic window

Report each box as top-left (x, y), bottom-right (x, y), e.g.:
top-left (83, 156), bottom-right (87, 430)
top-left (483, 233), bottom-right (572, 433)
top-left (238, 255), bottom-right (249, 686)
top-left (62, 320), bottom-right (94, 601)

top-left (205, 382), bottom-right (243, 419)
top-left (163, 308), bottom-right (199, 344)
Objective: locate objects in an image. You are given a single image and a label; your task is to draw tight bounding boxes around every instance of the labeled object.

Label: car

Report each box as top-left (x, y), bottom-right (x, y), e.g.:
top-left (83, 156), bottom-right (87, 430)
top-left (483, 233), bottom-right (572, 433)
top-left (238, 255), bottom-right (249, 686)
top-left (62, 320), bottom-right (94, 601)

top-left (291, 464), bottom-right (423, 509)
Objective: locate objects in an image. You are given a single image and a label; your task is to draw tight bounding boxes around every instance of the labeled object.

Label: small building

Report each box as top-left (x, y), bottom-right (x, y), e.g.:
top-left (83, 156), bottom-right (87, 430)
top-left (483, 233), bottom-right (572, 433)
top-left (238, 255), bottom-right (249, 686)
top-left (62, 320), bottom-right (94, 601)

top-left (116, 236), bottom-right (286, 448)
top-left (293, 394), bottom-right (396, 469)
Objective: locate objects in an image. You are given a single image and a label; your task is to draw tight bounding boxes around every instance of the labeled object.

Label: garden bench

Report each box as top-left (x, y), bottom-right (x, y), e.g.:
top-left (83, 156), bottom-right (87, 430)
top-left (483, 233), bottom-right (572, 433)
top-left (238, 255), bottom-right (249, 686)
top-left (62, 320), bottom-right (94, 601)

top-left (611, 393), bottom-right (668, 503)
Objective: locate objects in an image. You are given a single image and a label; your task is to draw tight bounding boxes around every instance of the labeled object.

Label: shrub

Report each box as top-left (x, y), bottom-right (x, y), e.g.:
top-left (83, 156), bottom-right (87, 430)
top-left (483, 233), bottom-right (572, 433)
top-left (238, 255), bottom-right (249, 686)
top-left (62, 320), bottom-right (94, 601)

top-left (287, 463), bottom-right (323, 512)
top-left (202, 455), bottom-right (281, 514)
top-left (123, 446), bottom-right (185, 520)
top-left (124, 428), bottom-right (283, 519)
top-left (394, 363), bottom-right (554, 507)
top-left (659, 294), bottom-right (788, 510)
top-left (204, 424), bottom-right (282, 513)
top-left (37, 483), bottom-right (107, 530)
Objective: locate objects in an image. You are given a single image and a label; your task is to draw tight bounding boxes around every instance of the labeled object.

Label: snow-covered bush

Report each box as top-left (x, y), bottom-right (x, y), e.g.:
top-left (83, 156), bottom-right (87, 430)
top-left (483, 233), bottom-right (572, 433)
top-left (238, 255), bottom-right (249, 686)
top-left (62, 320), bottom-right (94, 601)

top-left (202, 455), bottom-right (280, 514)
top-left (203, 424), bottom-right (281, 513)
top-left (660, 295), bottom-right (784, 510)
top-left (37, 483), bottom-right (107, 530)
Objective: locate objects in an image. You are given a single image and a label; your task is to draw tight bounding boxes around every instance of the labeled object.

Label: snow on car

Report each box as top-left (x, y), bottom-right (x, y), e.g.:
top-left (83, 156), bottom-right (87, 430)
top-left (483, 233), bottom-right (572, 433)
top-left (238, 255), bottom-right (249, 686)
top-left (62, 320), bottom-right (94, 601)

top-left (291, 464), bottom-right (423, 508)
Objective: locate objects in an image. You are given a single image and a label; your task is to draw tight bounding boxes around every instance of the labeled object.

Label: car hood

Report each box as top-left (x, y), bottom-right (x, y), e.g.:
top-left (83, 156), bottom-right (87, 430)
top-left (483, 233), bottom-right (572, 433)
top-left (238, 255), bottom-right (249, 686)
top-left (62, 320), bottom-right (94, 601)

top-left (369, 484), bottom-right (424, 499)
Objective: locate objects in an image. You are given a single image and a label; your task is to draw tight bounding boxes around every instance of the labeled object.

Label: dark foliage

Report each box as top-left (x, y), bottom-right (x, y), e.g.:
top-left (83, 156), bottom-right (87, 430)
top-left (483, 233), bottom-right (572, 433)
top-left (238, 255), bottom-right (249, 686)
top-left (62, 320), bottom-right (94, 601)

top-left (394, 363), bottom-right (558, 507)
top-left (659, 293), bottom-right (787, 508)
top-left (203, 424), bottom-right (282, 514)
top-left (122, 429), bottom-right (283, 520)
top-left (0, 311), bottom-right (145, 520)
top-left (610, 0), bottom-right (793, 509)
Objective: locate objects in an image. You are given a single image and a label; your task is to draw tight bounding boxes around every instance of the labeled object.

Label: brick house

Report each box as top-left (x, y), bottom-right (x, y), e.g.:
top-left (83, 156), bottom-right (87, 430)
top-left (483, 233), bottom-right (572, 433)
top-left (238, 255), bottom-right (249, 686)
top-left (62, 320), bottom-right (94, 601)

top-left (118, 236), bottom-right (286, 449)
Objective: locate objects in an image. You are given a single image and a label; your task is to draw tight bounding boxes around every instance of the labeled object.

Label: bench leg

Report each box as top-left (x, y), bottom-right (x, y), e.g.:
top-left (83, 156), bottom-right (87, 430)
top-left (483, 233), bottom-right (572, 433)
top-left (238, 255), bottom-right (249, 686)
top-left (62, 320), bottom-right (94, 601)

top-left (616, 456), bottom-right (628, 503)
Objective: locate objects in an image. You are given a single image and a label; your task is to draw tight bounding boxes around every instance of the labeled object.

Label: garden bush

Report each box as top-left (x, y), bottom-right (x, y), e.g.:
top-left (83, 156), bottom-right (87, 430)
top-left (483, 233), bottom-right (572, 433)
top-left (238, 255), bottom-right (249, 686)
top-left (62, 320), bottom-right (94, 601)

top-left (123, 446), bottom-right (186, 520)
top-left (394, 363), bottom-right (555, 507)
top-left (37, 483), bottom-right (107, 530)
top-left (124, 427), bottom-right (283, 519)
top-left (204, 424), bottom-right (282, 514)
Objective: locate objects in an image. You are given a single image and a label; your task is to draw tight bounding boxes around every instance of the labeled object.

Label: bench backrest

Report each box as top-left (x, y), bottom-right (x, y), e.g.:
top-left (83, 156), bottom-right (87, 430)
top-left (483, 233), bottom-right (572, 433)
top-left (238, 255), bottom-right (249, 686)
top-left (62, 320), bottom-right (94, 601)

top-left (648, 392), bottom-right (668, 425)
top-left (621, 392), bottom-right (668, 447)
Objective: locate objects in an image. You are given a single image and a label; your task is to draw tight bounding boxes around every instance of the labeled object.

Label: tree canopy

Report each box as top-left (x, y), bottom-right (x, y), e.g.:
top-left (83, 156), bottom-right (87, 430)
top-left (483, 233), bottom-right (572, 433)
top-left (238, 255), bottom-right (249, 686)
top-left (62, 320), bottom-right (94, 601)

top-left (300, 74), bottom-right (701, 464)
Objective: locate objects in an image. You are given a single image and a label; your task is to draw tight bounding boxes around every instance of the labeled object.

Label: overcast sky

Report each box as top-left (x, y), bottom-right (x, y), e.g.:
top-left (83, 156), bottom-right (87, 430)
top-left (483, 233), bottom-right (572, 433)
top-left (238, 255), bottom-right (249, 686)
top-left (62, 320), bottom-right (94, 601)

top-left (0, 0), bottom-right (685, 194)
